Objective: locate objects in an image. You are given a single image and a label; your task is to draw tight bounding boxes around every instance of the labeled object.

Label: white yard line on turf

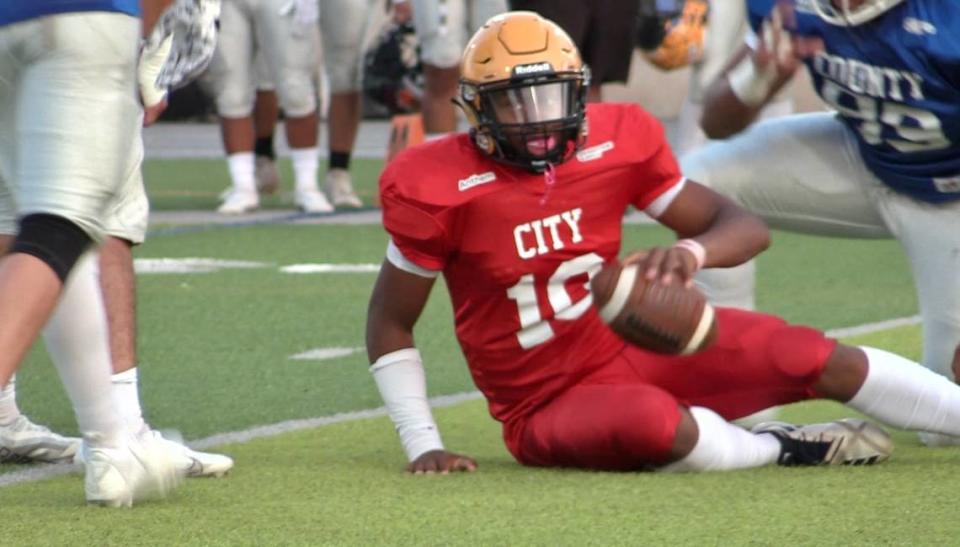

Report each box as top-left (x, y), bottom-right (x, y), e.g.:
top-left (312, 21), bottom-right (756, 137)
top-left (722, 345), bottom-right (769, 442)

top-left (826, 315), bottom-right (920, 339)
top-left (0, 315), bottom-right (924, 488)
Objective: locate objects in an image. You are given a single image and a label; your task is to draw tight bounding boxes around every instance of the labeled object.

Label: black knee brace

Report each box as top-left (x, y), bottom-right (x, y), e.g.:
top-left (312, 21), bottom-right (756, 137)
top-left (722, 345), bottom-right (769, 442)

top-left (11, 214), bottom-right (92, 282)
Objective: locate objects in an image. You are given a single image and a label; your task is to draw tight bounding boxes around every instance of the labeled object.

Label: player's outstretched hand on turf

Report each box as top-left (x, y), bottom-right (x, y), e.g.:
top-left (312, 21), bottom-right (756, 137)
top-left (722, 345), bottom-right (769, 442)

top-left (624, 246), bottom-right (699, 288)
top-left (407, 450), bottom-right (477, 475)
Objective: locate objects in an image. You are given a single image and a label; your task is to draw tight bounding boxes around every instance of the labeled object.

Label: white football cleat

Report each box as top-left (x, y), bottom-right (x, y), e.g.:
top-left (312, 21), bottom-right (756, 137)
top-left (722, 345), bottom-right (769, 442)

top-left (0, 415), bottom-right (80, 464)
top-left (753, 418), bottom-right (893, 466)
top-left (144, 430), bottom-right (233, 478)
top-left (217, 189), bottom-right (259, 215)
top-left (294, 187), bottom-right (334, 214)
top-left (324, 168), bottom-right (363, 209)
top-left (83, 433), bottom-right (182, 508)
top-left (255, 156), bottom-right (281, 195)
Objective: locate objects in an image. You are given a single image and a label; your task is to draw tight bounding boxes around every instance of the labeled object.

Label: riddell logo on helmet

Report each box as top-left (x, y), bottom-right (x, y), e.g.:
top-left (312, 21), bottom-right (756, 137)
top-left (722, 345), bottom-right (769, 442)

top-left (513, 62), bottom-right (553, 76)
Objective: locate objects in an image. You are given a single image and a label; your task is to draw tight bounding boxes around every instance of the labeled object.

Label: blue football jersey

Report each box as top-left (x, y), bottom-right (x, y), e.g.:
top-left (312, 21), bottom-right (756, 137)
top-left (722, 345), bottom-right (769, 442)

top-left (0, 1), bottom-right (140, 27)
top-left (747, 0), bottom-right (960, 203)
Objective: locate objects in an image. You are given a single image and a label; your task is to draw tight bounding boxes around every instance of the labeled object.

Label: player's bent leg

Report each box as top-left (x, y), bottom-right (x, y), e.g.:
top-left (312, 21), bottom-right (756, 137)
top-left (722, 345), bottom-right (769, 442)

top-left (635, 309), bottom-right (836, 420)
top-left (874, 192), bottom-right (960, 383)
top-left (512, 381), bottom-right (807, 472)
top-left (101, 187), bottom-right (234, 477)
top-left (0, 215), bottom-right (93, 385)
top-left (511, 382), bottom-right (684, 470)
top-left (840, 346), bottom-right (960, 439)
top-left (12, 213), bottom-right (92, 283)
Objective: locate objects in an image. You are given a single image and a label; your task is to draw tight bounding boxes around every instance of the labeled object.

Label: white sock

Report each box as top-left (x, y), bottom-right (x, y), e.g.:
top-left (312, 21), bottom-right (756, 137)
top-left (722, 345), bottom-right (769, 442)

top-left (111, 367), bottom-right (146, 434)
top-left (848, 346), bottom-right (960, 435)
top-left (290, 147), bottom-right (319, 192)
top-left (0, 374), bottom-right (20, 426)
top-left (660, 407), bottom-right (781, 472)
top-left (42, 251), bottom-right (124, 447)
top-left (227, 152), bottom-right (256, 193)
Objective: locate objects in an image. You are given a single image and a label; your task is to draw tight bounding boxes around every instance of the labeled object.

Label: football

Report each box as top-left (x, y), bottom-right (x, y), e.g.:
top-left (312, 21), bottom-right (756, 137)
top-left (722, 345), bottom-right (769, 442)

top-left (590, 261), bottom-right (717, 355)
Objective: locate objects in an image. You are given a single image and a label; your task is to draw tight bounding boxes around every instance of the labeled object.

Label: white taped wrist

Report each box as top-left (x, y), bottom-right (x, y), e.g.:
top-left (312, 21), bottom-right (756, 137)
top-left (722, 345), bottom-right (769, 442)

top-left (138, 34), bottom-right (173, 107)
top-left (727, 56), bottom-right (776, 107)
top-left (370, 348), bottom-right (444, 461)
top-left (673, 239), bottom-right (706, 271)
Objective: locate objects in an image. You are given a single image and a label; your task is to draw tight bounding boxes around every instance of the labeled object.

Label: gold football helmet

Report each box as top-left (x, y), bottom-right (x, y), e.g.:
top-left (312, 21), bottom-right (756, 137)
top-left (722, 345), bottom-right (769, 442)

top-left (642, 0), bottom-right (708, 71)
top-left (457, 11), bottom-right (589, 172)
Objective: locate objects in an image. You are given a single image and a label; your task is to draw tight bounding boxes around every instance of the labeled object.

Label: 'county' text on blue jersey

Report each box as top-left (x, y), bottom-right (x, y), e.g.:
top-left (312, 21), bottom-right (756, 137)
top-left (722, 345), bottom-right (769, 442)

top-left (747, 0), bottom-right (960, 203)
top-left (0, 1), bottom-right (140, 27)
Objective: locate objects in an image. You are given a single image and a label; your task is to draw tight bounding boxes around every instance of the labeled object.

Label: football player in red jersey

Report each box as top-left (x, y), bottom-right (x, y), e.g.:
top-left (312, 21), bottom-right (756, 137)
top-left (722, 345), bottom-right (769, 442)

top-left (366, 11), bottom-right (960, 474)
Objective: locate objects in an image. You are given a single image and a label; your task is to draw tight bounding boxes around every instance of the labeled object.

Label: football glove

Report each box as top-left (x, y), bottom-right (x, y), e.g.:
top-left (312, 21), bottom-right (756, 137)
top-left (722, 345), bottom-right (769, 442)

top-left (141, 0), bottom-right (221, 95)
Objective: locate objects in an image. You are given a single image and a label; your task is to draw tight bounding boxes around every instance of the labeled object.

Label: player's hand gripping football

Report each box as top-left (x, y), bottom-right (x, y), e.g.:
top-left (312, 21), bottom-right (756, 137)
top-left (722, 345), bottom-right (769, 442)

top-left (750, 1), bottom-right (824, 83)
top-left (623, 246), bottom-right (699, 288)
top-left (407, 449), bottom-right (478, 475)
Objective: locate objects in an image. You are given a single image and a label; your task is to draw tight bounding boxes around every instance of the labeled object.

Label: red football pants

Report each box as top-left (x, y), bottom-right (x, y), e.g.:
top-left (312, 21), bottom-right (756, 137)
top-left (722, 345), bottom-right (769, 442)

top-left (504, 308), bottom-right (837, 471)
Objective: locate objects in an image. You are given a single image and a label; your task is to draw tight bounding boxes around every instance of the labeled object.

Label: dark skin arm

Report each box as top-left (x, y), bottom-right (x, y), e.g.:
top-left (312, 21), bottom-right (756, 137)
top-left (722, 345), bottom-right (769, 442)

top-left (625, 180), bottom-right (770, 286)
top-left (700, 3), bottom-right (823, 139)
top-left (366, 260), bottom-right (478, 474)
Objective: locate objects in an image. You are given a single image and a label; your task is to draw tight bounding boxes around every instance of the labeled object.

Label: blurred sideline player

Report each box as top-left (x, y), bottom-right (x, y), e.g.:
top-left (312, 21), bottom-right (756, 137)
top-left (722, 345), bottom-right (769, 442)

top-left (365, 11), bottom-right (960, 475)
top-left (682, 0), bottom-right (960, 444)
top-left (318, 0), bottom-right (383, 209)
top-left (251, 54), bottom-right (283, 196)
top-left (510, 0), bottom-right (640, 103)
top-left (0, 0), bottom-right (220, 506)
top-left (207, 0), bottom-right (332, 215)
top-left (403, 0), bottom-right (507, 138)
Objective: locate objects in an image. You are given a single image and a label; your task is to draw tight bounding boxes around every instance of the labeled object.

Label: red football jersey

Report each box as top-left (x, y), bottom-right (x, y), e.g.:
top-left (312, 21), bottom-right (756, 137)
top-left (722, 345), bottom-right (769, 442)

top-left (380, 103), bottom-right (683, 423)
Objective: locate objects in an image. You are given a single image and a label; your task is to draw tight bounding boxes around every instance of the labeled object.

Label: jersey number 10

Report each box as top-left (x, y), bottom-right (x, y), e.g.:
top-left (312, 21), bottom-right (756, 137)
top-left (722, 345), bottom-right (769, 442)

top-left (506, 253), bottom-right (605, 349)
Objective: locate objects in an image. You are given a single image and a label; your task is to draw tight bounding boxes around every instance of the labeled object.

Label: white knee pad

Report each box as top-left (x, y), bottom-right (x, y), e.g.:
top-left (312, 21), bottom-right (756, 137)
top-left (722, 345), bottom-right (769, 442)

top-left (276, 77), bottom-right (318, 118)
top-left (215, 84), bottom-right (256, 118)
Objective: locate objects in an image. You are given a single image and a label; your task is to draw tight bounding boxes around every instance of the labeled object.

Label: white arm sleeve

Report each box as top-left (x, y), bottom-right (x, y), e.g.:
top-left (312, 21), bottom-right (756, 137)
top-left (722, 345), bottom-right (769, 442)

top-left (644, 178), bottom-right (687, 218)
top-left (370, 348), bottom-right (444, 461)
top-left (386, 240), bottom-right (440, 278)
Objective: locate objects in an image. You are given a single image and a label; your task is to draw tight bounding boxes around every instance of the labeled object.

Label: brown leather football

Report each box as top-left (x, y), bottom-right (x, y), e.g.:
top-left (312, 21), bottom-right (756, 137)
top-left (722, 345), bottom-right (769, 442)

top-left (590, 261), bottom-right (717, 355)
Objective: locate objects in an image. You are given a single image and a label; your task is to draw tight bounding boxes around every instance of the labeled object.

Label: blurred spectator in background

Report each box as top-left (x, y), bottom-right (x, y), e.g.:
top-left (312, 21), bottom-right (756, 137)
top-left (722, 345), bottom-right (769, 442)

top-left (509, 0), bottom-right (639, 102)
top-left (404, 0), bottom-right (507, 138)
